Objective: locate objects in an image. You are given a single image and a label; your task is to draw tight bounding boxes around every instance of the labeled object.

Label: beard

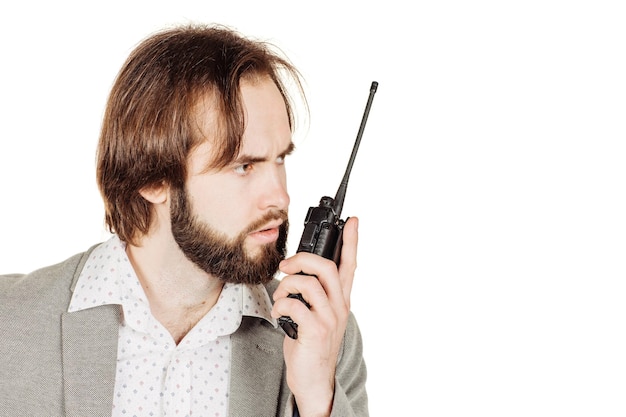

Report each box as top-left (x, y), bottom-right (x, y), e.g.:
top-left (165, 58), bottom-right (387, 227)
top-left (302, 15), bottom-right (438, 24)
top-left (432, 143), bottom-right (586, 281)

top-left (169, 185), bottom-right (288, 285)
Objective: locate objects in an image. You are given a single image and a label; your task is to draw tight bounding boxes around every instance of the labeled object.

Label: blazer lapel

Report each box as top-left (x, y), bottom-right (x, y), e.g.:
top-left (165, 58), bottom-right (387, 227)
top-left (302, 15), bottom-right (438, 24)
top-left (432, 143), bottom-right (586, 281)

top-left (229, 317), bottom-right (290, 417)
top-left (61, 305), bottom-right (121, 417)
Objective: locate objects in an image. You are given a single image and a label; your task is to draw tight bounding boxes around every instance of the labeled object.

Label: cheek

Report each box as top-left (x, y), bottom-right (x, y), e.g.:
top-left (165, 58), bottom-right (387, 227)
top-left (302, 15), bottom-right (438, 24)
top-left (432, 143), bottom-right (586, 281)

top-left (186, 178), bottom-right (252, 237)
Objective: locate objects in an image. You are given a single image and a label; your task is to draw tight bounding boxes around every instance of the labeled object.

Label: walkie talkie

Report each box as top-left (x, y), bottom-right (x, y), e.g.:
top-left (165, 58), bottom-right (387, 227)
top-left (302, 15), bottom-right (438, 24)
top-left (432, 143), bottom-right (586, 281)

top-left (278, 81), bottom-right (378, 339)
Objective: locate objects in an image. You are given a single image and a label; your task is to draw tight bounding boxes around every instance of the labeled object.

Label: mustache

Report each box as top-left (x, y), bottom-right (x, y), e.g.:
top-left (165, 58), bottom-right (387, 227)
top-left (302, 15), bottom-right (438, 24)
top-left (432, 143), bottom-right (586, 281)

top-left (244, 209), bottom-right (289, 235)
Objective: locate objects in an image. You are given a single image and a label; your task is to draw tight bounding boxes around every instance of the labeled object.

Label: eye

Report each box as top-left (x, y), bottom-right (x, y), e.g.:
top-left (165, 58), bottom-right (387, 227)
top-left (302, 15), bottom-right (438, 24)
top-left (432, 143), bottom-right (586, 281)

top-left (234, 163), bottom-right (253, 175)
top-left (276, 155), bottom-right (286, 165)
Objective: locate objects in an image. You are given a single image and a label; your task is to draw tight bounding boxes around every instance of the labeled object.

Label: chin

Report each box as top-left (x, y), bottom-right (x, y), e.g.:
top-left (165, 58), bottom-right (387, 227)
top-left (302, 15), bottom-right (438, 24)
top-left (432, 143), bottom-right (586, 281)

top-left (244, 242), bottom-right (270, 260)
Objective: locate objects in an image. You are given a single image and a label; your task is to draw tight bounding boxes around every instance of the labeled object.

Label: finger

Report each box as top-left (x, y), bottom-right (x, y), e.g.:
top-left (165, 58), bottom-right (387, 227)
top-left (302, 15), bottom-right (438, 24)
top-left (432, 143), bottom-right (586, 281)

top-left (279, 252), bottom-right (345, 313)
top-left (275, 275), bottom-right (336, 331)
top-left (272, 276), bottom-right (337, 339)
top-left (271, 292), bottom-right (313, 320)
top-left (272, 272), bottom-right (326, 303)
top-left (278, 251), bottom-right (337, 278)
top-left (338, 216), bottom-right (358, 304)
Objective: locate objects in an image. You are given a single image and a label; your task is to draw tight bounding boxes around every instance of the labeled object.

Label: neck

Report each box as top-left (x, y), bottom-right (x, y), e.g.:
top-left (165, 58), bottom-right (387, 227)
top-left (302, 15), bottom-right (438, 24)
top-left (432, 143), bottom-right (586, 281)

top-left (125, 231), bottom-right (224, 344)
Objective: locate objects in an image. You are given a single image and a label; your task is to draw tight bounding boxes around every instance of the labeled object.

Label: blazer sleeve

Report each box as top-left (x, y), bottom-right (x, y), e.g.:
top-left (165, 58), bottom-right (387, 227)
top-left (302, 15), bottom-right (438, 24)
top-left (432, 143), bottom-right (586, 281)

top-left (329, 312), bottom-right (369, 417)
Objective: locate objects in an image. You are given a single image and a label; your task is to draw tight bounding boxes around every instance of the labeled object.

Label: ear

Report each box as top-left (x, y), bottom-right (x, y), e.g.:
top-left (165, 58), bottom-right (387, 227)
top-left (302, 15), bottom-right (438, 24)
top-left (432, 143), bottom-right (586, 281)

top-left (139, 181), bottom-right (168, 205)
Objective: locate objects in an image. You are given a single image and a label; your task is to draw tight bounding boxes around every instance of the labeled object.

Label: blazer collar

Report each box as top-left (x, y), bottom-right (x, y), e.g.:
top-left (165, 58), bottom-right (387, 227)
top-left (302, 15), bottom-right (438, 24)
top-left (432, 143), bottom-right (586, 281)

top-left (61, 305), bottom-right (121, 417)
top-left (230, 316), bottom-right (291, 416)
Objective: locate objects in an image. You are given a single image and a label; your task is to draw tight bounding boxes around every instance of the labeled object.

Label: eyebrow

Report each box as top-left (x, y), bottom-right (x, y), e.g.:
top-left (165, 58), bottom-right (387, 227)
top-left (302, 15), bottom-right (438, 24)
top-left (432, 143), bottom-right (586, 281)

top-left (233, 141), bottom-right (295, 165)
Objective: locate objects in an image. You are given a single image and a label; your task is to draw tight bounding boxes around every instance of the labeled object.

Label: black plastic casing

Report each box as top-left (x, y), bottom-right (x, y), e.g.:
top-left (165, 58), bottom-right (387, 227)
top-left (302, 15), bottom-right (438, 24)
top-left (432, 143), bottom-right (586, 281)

top-left (297, 196), bottom-right (345, 264)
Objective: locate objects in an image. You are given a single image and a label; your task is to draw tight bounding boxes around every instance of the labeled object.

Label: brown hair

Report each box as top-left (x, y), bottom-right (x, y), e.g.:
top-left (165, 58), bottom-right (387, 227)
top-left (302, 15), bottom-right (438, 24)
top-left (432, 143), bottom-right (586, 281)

top-left (96, 24), bottom-right (304, 245)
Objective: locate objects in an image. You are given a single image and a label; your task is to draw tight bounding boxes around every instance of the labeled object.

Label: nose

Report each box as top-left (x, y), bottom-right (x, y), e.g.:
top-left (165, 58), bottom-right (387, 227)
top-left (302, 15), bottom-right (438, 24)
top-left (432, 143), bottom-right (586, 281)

top-left (258, 166), bottom-right (290, 211)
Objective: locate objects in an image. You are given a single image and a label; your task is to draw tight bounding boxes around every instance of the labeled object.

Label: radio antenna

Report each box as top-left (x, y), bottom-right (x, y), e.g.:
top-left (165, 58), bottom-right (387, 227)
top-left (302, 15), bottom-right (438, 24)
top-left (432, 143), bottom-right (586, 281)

top-left (333, 81), bottom-right (378, 217)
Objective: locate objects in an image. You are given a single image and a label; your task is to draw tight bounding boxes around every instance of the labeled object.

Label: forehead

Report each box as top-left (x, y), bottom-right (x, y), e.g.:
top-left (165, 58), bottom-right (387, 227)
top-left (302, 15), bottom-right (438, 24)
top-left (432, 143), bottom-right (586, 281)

top-left (238, 77), bottom-right (292, 152)
top-left (189, 77), bottom-right (292, 171)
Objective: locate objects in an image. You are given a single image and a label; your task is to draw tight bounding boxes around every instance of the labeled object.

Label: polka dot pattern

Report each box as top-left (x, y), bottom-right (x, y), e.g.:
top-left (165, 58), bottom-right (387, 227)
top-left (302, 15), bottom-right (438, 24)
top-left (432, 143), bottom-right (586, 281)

top-left (68, 236), bottom-right (278, 416)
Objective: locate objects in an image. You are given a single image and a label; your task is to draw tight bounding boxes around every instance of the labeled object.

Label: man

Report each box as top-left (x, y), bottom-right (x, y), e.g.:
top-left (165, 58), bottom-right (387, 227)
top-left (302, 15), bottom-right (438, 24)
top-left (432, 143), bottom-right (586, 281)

top-left (0, 24), bottom-right (368, 417)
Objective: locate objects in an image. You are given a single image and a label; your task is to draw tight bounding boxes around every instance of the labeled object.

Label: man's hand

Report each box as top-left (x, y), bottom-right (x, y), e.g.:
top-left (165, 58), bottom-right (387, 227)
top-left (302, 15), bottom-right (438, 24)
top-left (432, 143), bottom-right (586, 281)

top-left (271, 216), bottom-right (359, 417)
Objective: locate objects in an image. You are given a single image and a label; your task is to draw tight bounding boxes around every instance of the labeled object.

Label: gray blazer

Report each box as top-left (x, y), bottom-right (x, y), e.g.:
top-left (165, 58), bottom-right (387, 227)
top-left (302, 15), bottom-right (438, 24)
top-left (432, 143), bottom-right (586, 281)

top-left (0, 247), bottom-right (368, 417)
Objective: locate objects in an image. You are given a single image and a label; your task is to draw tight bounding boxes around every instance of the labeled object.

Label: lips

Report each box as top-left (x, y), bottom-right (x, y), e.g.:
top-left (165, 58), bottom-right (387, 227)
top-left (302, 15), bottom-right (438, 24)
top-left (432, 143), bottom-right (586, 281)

top-left (253, 220), bottom-right (283, 233)
top-left (249, 220), bottom-right (283, 244)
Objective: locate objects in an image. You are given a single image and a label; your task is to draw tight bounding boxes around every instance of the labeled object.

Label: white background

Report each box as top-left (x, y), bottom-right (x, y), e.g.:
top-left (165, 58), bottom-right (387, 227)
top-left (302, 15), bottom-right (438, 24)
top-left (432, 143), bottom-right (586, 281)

top-left (1, 1), bottom-right (625, 415)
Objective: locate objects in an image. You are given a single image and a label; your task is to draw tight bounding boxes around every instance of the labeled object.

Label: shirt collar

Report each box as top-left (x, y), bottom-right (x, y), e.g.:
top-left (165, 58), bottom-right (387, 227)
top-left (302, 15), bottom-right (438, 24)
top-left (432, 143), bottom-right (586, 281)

top-left (69, 235), bottom-right (277, 328)
top-left (241, 282), bottom-right (278, 328)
